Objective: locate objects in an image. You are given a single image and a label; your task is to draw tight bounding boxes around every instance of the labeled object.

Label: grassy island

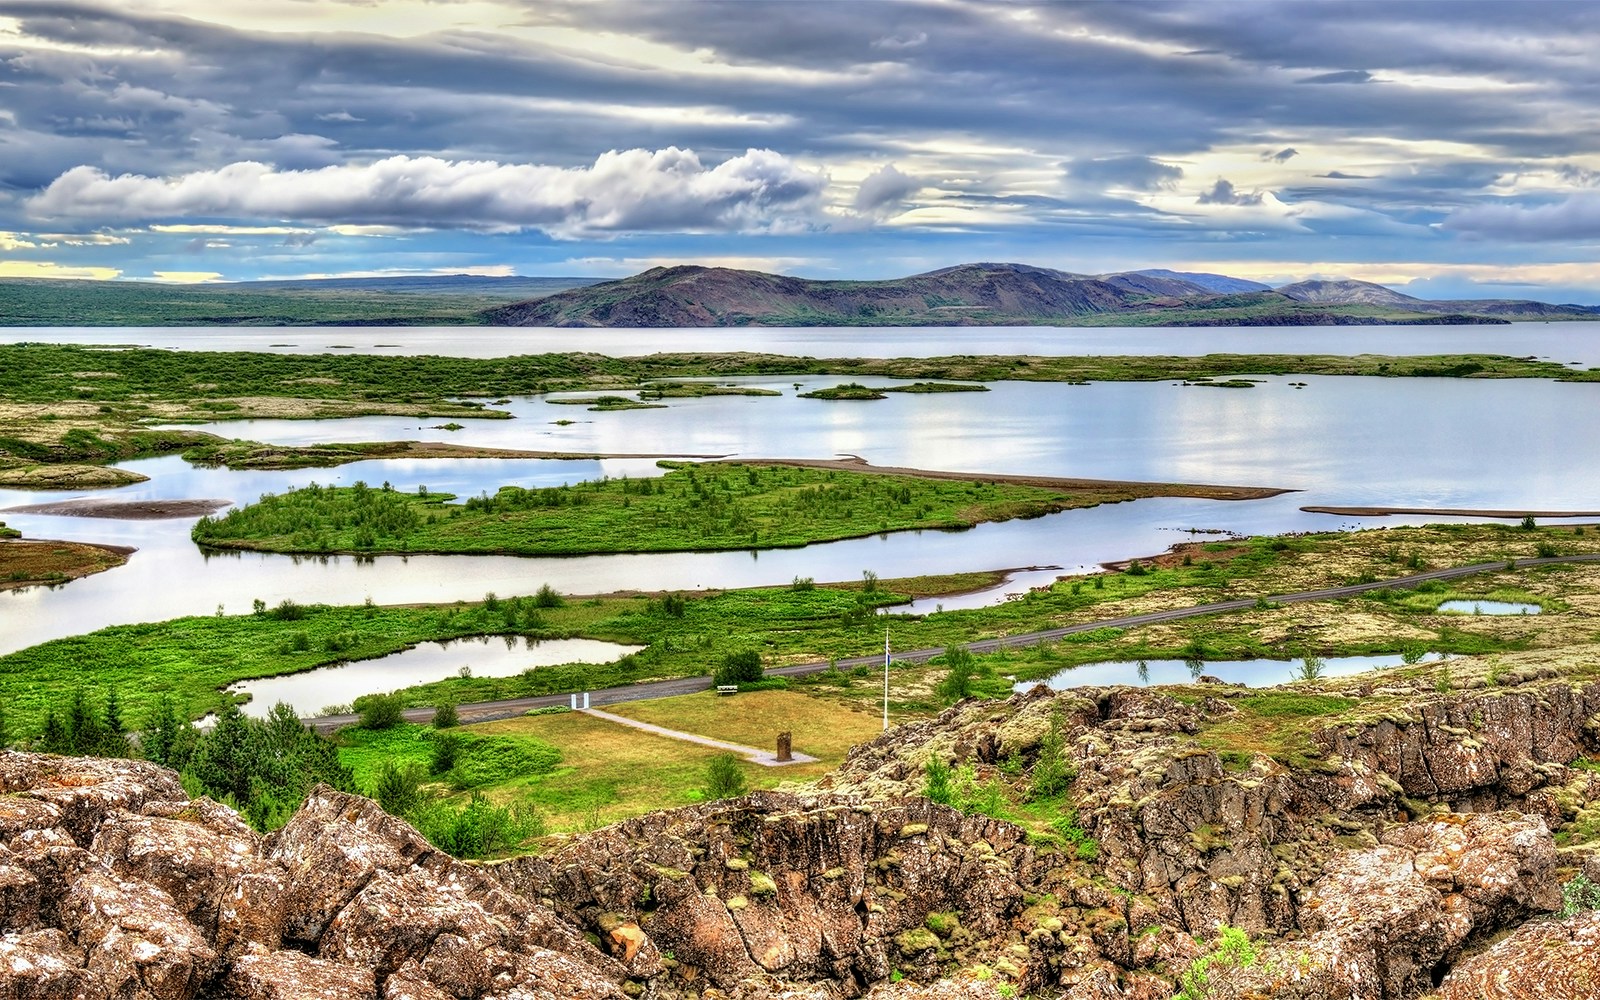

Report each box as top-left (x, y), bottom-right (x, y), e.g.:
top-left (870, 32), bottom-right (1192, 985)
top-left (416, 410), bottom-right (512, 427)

top-left (798, 382), bottom-right (888, 400)
top-left (190, 461), bottom-right (1179, 556)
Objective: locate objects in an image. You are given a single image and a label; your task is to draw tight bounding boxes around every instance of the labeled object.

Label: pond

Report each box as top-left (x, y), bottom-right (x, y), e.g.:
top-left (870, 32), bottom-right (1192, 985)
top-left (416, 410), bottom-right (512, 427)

top-left (229, 636), bottom-right (644, 718)
top-left (1435, 600), bottom-right (1542, 615)
top-left (1016, 651), bottom-right (1445, 690)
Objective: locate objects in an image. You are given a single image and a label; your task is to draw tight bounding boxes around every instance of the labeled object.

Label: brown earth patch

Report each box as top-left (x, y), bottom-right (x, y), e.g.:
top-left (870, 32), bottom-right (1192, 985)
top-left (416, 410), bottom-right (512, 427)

top-left (718, 456), bottom-right (1290, 502)
top-left (1304, 505), bottom-right (1600, 519)
top-left (1, 497), bottom-right (232, 519)
top-left (0, 538), bottom-right (133, 591)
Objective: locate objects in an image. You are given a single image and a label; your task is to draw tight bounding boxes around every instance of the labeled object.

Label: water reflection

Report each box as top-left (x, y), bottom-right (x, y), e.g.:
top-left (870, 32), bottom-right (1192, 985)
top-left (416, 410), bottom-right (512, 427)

top-left (1435, 600), bottom-right (1541, 615)
top-left (1018, 651), bottom-right (1445, 691)
top-left (230, 636), bottom-right (643, 717)
top-left (6, 373), bottom-right (1600, 656)
top-left (9, 322), bottom-right (1600, 363)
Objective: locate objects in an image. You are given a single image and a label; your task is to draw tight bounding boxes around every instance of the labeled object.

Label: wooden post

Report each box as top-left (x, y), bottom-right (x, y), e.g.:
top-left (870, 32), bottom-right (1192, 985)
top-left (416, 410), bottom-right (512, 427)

top-left (776, 731), bottom-right (793, 762)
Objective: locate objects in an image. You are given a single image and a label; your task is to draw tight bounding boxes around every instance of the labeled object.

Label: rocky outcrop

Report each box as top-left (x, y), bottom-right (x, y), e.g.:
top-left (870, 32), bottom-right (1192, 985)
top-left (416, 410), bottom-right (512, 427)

top-left (4, 664), bottom-right (1598, 1000)
top-left (1433, 910), bottom-right (1600, 999)
top-left (806, 674), bottom-right (1600, 997)
top-left (494, 792), bottom-right (1032, 996)
top-left (0, 752), bottom-right (625, 1000)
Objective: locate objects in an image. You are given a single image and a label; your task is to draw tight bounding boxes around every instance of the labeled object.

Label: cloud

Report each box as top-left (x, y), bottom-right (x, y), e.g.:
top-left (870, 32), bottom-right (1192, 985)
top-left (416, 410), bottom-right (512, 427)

top-left (27, 148), bottom-right (828, 237)
top-left (1443, 194), bottom-right (1600, 240)
top-left (1297, 70), bottom-right (1374, 85)
top-left (1197, 179), bottom-right (1264, 206)
top-left (0, 261), bottom-right (122, 280)
top-left (852, 164), bottom-right (920, 215)
top-left (1068, 155), bottom-right (1183, 191)
top-left (1557, 164), bottom-right (1600, 187)
top-left (0, 233), bottom-right (41, 251)
top-left (1316, 171), bottom-right (1374, 179)
top-left (150, 271), bottom-right (224, 283)
top-left (872, 32), bottom-right (927, 50)
top-left (1263, 147), bottom-right (1298, 163)
top-left (315, 111), bottom-right (364, 123)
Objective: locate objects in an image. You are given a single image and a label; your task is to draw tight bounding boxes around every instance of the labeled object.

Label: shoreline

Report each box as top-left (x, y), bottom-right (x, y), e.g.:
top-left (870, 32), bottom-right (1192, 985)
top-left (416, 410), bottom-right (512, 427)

top-left (1303, 505), bottom-right (1600, 519)
top-left (719, 456), bottom-right (1292, 502)
top-left (1, 498), bottom-right (233, 520)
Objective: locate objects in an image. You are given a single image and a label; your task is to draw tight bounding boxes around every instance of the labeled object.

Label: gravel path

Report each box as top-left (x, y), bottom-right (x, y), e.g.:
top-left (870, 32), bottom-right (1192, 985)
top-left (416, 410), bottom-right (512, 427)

top-left (578, 707), bottom-right (819, 766)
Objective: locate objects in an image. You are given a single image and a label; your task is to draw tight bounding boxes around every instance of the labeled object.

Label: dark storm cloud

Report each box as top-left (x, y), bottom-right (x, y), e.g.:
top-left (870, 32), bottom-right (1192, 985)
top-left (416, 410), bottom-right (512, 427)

top-left (1067, 157), bottom-right (1184, 192)
top-left (1443, 196), bottom-right (1600, 241)
top-left (1197, 180), bottom-right (1264, 207)
top-left (852, 165), bottom-right (921, 215)
top-left (1298, 70), bottom-right (1375, 85)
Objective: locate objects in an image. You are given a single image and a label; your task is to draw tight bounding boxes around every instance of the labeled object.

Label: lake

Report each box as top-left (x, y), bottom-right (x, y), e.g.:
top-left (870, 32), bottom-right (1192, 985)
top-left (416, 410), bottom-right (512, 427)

top-left (4, 326), bottom-right (1596, 666)
top-left (6, 320), bottom-right (1600, 362)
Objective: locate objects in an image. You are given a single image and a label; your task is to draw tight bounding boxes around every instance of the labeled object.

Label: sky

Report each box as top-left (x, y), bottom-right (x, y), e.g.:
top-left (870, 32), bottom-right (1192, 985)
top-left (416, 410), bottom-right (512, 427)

top-left (2, 0), bottom-right (1599, 300)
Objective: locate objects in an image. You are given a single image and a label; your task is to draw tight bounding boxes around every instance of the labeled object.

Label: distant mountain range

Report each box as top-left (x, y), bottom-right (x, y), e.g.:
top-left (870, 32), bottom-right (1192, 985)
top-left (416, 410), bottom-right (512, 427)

top-left (484, 262), bottom-right (1600, 328)
top-left (2, 264), bottom-right (1594, 327)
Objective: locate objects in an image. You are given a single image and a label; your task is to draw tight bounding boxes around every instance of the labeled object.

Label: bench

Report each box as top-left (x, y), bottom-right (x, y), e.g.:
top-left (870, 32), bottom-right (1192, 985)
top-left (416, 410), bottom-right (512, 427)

top-left (716, 685), bottom-right (739, 696)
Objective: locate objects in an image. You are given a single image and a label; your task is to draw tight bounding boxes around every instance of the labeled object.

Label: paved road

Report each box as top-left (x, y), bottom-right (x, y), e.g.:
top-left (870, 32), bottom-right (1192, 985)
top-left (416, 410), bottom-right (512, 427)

top-left (305, 552), bottom-right (1600, 734)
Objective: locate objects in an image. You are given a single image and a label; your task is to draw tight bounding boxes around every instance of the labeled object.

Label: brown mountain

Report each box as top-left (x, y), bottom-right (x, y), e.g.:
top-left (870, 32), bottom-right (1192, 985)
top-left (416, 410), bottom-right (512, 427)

top-left (483, 262), bottom-right (1593, 328)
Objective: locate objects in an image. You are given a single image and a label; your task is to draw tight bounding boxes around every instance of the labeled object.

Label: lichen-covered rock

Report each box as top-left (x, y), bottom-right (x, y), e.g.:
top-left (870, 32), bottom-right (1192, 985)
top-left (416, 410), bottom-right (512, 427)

top-left (0, 752), bottom-right (630, 1000)
top-left (0, 929), bottom-right (97, 1000)
top-left (225, 945), bottom-right (376, 1000)
top-left (1433, 910), bottom-right (1600, 999)
top-left (494, 791), bottom-right (1031, 992)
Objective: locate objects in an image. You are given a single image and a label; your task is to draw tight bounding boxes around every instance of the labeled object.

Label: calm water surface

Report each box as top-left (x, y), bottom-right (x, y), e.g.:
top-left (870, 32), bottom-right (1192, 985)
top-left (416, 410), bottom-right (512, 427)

top-left (230, 636), bottom-right (644, 717)
top-left (5, 330), bottom-right (1598, 666)
top-left (5, 321), bottom-right (1600, 362)
top-left (1019, 651), bottom-right (1445, 690)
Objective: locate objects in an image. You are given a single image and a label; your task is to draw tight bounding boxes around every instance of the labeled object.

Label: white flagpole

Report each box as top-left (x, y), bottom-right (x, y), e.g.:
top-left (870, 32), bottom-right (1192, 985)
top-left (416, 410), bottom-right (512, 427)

top-left (883, 626), bottom-right (890, 731)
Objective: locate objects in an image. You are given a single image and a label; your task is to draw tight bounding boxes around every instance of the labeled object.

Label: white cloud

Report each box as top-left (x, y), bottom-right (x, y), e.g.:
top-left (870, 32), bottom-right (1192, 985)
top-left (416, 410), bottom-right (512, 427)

top-left (27, 148), bottom-right (829, 238)
top-left (0, 261), bottom-right (122, 280)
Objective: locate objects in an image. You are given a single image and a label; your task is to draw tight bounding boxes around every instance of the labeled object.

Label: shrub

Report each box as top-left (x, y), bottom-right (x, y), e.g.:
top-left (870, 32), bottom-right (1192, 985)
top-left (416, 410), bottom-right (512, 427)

top-left (369, 759), bottom-right (425, 815)
top-left (532, 583), bottom-right (565, 608)
top-left (1560, 872), bottom-right (1600, 918)
top-left (791, 575), bottom-right (815, 591)
top-left (269, 599), bottom-right (306, 621)
top-left (715, 650), bottom-right (763, 686)
top-left (358, 693), bottom-right (405, 730)
top-left (923, 754), bottom-right (954, 805)
top-left (430, 731), bottom-right (463, 775)
top-left (1177, 926), bottom-right (1258, 1000)
top-left (935, 646), bottom-right (976, 704)
top-left (409, 794), bottom-right (545, 858)
top-left (1029, 708), bottom-right (1073, 799)
top-left (1520, 514), bottom-right (1537, 531)
top-left (702, 752), bottom-right (748, 800)
top-left (432, 700), bottom-right (460, 729)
